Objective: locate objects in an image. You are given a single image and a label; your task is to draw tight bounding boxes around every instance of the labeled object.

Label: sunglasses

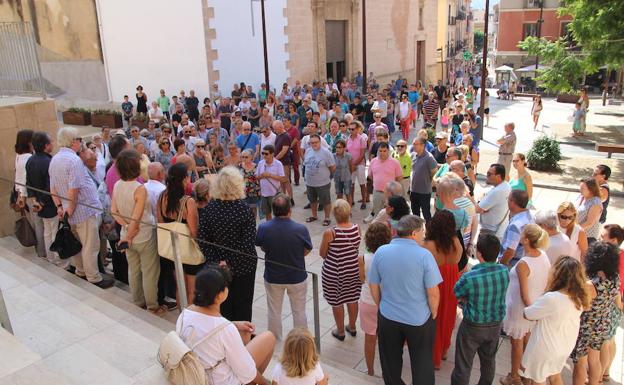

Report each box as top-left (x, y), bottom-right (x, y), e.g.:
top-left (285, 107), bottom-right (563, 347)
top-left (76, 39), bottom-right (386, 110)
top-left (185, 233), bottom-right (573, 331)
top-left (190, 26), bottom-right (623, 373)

top-left (349, 128), bottom-right (356, 131)
top-left (397, 145), bottom-right (406, 148)
top-left (88, 146), bottom-right (96, 150)
top-left (241, 155), bottom-right (250, 159)
top-left (559, 214), bottom-right (574, 220)
top-left (196, 145), bottom-right (205, 148)
top-left (184, 131), bottom-right (191, 134)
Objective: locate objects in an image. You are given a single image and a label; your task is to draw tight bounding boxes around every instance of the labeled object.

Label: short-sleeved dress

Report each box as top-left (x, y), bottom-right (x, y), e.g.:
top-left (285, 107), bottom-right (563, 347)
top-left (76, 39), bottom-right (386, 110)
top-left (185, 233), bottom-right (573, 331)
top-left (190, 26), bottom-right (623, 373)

top-left (322, 224), bottom-right (362, 306)
top-left (576, 196), bottom-right (602, 240)
top-left (503, 251), bottom-right (552, 339)
top-left (571, 275), bottom-right (621, 362)
top-left (521, 291), bottom-right (582, 383)
top-left (239, 165), bottom-right (260, 207)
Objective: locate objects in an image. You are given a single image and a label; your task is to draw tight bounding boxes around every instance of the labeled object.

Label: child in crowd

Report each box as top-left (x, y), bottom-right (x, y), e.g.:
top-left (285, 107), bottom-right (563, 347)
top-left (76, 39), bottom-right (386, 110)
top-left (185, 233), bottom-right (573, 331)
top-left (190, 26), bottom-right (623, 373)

top-left (440, 107), bottom-right (450, 133)
top-left (271, 328), bottom-right (328, 385)
top-left (121, 95), bottom-right (134, 123)
top-left (572, 101), bottom-right (585, 137)
top-left (333, 139), bottom-right (353, 206)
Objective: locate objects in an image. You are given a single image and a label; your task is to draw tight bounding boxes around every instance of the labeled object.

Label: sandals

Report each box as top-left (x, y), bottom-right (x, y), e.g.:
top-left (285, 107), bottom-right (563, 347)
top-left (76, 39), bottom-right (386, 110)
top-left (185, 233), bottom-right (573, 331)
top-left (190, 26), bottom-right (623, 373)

top-left (322, 219), bottom-right (331, 226)
top-left (331, 329), bottom-right (345, 341)
top-left (306, 217), bottom-right (317, 223)
top-left (345, 326), bottom-right (357, 337)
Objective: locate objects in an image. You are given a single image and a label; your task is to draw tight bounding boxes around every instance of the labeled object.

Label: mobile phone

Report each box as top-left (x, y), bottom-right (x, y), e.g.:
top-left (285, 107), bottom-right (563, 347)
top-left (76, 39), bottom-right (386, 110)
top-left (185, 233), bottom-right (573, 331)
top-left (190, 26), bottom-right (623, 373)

top-left (117, 241), bottom-right (129, 251)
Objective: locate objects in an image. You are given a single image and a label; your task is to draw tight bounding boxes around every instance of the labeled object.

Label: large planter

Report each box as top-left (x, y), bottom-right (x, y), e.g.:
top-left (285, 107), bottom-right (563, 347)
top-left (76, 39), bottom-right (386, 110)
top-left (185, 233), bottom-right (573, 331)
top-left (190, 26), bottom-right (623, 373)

top-left (92, 113), bottom-right (123, 128)
top-left (557, 93), bottom-right (580, 103)
top-left (62, 111), bottom-right (91, 126)
top-left (130, 118), bottom-right (148, 129)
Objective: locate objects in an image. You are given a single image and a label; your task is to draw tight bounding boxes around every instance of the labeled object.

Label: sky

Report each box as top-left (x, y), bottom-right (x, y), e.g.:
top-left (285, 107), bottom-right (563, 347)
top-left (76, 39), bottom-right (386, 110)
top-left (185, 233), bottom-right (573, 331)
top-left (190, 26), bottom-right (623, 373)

top-left (471, 0), bottom-right (499, 9)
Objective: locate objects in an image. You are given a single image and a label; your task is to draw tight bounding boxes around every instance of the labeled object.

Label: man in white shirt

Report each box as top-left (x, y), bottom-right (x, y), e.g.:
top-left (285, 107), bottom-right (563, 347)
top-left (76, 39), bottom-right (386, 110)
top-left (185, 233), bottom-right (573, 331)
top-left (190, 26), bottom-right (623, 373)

top-left (181, 126), bottom-right (198, 153)
top-left (371, 92), bottom-right (388, 123)
top-left (300, 121), bottom-right (329, 158)
top-left (476, 163), bottom-right (511, 239)
top-left (145, 162), bottom-right (166, 218)
top-left (535, 209), bottom-right (574, 264)
top-left (148, 101), bottom-right (164, 123)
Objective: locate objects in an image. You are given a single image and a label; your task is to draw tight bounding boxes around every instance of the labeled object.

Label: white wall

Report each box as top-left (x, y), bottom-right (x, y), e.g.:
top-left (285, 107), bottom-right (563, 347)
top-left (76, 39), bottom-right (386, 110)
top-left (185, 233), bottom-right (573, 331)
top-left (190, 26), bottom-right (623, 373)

top-left (210, 0), bottom-right (289, 97)
top-left (96, 0), bottom-right (210, 103)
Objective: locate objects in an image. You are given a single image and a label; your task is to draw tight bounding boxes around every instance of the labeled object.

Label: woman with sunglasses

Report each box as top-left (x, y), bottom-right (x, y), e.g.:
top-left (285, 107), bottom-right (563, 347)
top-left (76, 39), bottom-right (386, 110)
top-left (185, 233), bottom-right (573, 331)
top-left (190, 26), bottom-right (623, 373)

top-left (154, 138), bottom-right (174, 171)
top-left (239, 149), bottom-right (260, 218)
top-left (557, 202), bottom-right (589, 260)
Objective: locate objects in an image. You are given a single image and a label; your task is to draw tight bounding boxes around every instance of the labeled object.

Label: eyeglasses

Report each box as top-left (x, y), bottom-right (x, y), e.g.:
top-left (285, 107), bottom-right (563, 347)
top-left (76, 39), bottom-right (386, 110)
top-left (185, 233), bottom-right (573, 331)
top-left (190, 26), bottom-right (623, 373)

top-left (196, 145), bottom-right (205, 148)
top-left (183, 131), bottom-right (191, 134)
top-left (241, 155), bottom-right (250, 159)
top-left (397, 145), bottom-right (406, 148)
top-left (559, 214), bottom-right (574, 220)
top-left (349, 128), bottom-right (356, 131)
top-left (88, 146), bottom-right (96, 150)
top-left (161, 141), bottom-right (170, 145)
top-left (339, 124), bottom-right (346, 127)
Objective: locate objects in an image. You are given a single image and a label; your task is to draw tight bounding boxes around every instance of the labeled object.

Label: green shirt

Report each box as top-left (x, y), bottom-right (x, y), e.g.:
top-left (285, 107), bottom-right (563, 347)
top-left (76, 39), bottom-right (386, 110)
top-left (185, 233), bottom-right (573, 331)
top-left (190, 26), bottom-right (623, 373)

top-left (393, 151), bottom-right (412, 178)
top-left (258, 89), bottom-right (268, 102)
top-left (158, 96), bottom-right (170, 112)
top-left (454, 262), bottom-right (509, 324)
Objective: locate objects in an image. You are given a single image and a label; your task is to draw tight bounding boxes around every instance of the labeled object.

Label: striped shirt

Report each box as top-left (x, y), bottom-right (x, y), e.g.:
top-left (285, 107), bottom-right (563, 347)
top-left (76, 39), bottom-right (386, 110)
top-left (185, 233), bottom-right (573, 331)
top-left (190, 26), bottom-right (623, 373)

top-left (454, 262), bottom-right (509, 324)
top-left (49, 147), bottom-right (102, 225)
top-left (321, 224), bottom-right (361, 307)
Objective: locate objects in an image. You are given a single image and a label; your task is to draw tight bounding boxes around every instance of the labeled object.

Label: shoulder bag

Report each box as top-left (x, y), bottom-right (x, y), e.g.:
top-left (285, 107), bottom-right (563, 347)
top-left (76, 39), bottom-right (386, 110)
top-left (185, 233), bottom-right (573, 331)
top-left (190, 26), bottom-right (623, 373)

top-left (157, 196), bottom-right (205, 265)
top-left (49, 213), bottom-right (82, 259)
top-left (157, 311), bottom-right (231, 385)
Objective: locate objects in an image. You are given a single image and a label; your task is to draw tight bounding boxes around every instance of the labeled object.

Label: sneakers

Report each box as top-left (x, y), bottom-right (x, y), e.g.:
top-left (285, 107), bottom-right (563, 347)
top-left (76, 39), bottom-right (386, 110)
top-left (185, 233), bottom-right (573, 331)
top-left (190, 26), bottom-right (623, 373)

top-left (364, 214), bottom-right (375, 224)
top-left (92, 277), bottom-right (115, 289)
top-left (162, 298), bottom-right (178, 311)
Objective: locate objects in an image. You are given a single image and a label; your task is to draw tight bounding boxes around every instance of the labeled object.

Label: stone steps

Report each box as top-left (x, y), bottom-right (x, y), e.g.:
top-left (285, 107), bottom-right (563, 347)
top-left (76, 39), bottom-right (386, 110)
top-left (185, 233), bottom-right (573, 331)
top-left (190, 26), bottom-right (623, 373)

top-left (0, 236), bottom-right (382, 384)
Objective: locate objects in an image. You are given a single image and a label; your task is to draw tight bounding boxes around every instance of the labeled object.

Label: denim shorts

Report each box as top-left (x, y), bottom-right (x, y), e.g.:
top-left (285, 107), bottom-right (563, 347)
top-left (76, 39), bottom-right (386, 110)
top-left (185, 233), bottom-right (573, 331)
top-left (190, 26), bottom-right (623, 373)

top-left (335, 179), bottom-right (352, 196)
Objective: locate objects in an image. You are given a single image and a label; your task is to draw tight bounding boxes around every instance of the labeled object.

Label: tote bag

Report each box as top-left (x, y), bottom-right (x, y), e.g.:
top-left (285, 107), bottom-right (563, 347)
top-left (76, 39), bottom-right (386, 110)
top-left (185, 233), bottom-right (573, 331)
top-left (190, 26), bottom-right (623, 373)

top-left (14, 210), bottom-right (36, 247)
top-left (157, 196), bottom-right (205, 265)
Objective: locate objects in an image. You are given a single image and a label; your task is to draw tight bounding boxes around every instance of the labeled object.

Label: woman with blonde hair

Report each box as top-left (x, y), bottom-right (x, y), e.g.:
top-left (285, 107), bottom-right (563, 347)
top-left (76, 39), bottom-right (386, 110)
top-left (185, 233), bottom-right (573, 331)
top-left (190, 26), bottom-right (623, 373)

top-left (271, 328), bottom-right (328, 385)
top-left (197, 166), bottom-right (258, 321)
top-left (500, 224), bottom-right (552, 385)
top-left (319, 199), bottom-right (362, 341)
top-left (557, 202), bottom-right (589, 260)
top-left (509, 153), bottom-right (533, 205)
top-left (521, 256), bottom-right (590, 385)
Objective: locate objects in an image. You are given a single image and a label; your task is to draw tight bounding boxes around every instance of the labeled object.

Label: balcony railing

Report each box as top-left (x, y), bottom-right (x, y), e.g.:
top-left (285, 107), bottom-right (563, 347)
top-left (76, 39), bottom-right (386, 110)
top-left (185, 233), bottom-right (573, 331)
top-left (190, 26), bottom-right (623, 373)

top-left (456, 10), bottom-right (466, 20)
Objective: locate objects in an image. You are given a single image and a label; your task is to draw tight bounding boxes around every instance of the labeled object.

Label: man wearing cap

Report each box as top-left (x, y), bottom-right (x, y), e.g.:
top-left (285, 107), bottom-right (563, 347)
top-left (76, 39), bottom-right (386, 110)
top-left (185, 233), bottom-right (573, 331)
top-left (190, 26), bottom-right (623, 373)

top-left (431, 132), bottom-right (449, 164)
top-left (496, 122), bottom-right (516, 181)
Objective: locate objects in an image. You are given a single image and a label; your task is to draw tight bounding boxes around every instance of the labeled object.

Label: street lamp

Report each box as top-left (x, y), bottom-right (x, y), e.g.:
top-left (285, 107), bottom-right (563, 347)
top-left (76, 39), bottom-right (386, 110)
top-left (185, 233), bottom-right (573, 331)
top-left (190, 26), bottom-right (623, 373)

top-left (260, 0), bottom-right (270, 93)
top-left (478, 0), bottom-right (489, 127)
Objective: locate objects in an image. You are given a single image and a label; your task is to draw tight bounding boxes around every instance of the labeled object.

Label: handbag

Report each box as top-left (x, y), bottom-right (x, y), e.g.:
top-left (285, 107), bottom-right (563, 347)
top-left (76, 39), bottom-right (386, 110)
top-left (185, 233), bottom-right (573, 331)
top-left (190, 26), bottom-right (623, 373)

top-left (157, 311), bottom-right (230, 385)
top-left (14, 210), bottom-right (37, 247)
top-left (49, 213), bottom-right (83, 259)
top-left (157, 196), bottom-right (205, 265)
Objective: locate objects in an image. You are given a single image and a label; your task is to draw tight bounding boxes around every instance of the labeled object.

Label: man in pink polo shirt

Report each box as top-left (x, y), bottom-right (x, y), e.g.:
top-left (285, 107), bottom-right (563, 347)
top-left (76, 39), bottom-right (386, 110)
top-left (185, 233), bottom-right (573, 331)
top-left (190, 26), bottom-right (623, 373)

top-left (346, 120), bottom-right (368, 210)
top-left (366, 142), bottom-right (402, 223)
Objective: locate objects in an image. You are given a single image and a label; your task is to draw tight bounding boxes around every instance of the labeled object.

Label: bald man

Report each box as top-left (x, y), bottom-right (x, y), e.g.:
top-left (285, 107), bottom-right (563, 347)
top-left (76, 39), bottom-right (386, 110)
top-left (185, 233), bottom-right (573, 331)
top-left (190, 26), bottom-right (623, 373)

top-left (175, 153), bottom-right (199, 182)
top-left (145, 162), bottom-right (166, 217)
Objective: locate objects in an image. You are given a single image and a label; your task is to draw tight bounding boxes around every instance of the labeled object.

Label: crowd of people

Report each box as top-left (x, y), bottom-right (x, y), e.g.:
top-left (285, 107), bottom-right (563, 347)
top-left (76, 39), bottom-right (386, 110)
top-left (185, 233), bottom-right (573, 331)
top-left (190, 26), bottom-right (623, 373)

top-left (11, 73), bottom-right (623, 385)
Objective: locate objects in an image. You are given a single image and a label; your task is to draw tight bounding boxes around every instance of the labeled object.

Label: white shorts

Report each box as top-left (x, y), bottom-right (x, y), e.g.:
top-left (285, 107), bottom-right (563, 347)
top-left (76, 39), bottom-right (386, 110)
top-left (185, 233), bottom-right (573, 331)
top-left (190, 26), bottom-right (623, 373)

top-left (351, 164), bottom-right (366, 185)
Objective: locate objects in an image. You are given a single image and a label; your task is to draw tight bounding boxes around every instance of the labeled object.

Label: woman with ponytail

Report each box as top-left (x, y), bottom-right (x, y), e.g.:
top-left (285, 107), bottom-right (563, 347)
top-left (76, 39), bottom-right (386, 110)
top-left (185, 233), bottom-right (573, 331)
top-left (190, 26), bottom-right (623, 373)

top-left (521, 256), bottom-right (590, 385)
top-left (500, 224), bottom-right (552, 385)
top-left (157, 162), bottom-right (200, 303)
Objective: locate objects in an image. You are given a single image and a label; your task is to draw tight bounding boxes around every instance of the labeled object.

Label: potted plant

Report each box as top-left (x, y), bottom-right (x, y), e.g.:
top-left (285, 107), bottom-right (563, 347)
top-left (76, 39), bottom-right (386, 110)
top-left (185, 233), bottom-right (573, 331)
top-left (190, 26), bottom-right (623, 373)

top-left (91, 109), bottom-right (123, 128)
top-left (130, 112), bottom-right (149, 129)
top-left (62, 107), bottom-right (91, 126)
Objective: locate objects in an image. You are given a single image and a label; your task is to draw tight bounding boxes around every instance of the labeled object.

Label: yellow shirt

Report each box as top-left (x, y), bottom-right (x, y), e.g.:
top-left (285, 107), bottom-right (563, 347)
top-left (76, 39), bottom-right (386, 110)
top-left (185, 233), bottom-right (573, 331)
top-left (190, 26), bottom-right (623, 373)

top-left (393, 151), bottom-right (412, 178)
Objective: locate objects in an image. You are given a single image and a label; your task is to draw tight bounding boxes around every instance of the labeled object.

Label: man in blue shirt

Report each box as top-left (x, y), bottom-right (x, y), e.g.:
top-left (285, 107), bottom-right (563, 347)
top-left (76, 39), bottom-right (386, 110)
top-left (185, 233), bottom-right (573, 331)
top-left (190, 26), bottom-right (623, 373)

top-left (235, 121), bottom-right (261, 160)
top-left (256, 194), bottom-right (312, 340)
top-left (368, 215), bottom-right (442, 385)
top-left (451, 234), bottom-right (509, 385)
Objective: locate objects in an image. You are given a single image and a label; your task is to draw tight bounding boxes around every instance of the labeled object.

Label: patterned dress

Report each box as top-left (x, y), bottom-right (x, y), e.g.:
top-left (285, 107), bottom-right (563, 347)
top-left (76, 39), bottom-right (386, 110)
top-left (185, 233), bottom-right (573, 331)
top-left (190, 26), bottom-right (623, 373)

top-left (570, 275), bottom-right (621, 362)
top-left (321, 224), bottom-right (362, 306)
top-left (239, 165), bottom-right (260, 206)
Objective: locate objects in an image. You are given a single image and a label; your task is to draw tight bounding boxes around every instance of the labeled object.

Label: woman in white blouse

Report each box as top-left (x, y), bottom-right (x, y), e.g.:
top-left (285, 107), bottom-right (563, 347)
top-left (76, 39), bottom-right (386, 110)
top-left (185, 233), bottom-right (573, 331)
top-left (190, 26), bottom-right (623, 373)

top-left (14, 129), bottom-right (34, 209)
top-left (176, 265), bottom-right (276, 385)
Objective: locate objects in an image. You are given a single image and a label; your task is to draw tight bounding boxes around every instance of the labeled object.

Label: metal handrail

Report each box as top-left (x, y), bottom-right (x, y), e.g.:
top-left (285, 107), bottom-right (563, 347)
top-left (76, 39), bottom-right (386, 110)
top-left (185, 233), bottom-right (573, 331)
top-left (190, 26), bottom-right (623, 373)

top-left (3, 178), bottom-right (323, 351)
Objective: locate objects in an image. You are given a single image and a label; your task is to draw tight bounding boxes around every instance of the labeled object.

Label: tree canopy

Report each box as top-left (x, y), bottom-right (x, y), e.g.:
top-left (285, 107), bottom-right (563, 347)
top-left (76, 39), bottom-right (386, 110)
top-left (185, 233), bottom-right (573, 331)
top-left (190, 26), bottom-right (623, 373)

top-left (518, 0), bottom-right (624, 92)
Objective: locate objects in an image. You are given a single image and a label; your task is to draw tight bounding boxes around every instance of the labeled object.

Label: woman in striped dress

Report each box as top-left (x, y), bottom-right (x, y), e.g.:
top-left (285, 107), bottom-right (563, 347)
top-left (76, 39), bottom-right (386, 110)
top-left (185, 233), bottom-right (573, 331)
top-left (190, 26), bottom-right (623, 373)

top-left (319, 199), bottom-right (362, 341)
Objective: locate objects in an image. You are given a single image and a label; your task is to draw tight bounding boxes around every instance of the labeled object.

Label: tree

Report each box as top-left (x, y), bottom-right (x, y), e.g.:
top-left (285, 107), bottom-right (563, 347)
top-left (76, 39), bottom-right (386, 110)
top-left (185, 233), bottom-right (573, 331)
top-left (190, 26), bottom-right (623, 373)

top-left (474, 31), bottom-right (485, 53)
top-left (517, 37), bottom-right (585, 93)
top-left (518, 0), bottom-right (624, 93)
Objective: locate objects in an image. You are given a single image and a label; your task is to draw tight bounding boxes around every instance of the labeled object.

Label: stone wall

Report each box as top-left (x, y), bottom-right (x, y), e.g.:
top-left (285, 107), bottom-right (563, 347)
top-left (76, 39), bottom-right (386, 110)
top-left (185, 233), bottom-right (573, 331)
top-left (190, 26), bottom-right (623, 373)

top-left (0, 98), bottom-right (59, 237)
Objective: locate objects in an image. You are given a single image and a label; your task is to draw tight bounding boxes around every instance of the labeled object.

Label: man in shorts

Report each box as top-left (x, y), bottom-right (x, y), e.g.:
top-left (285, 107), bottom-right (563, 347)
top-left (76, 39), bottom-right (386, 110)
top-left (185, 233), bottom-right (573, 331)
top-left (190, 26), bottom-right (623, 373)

top-left (256, 144), bottom-right (285, 221)
top-left (333, 139), bottom-right (353, 205)
top-left (303, 134), bottom-right (336, 226)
